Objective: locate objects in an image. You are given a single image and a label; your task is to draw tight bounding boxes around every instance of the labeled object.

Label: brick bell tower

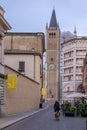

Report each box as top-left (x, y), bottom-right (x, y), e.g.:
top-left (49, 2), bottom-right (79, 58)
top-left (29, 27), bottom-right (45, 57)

top-left (46, 8), bottom-right (60, 101)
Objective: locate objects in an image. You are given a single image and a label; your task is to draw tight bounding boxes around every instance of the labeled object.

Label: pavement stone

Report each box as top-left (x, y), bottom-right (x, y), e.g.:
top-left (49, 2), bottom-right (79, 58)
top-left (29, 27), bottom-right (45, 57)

top-left (0, 107), bottom-right (47, 129)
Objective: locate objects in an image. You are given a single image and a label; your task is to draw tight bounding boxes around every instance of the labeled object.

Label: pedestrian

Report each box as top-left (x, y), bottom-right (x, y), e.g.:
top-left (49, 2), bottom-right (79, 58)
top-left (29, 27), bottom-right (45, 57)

top-left (61, 103), bottom-right (64, 115)
top-left (54, 100), bottom-right (60, 112)
top-left (54, 100), bottom-right (60, 119)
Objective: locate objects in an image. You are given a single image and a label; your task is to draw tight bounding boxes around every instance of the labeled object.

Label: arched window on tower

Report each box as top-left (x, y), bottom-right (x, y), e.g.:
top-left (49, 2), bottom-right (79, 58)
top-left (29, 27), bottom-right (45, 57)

top-left (49, 33), bottom-right (51, 38)
top-left (49, 33), bottom-right (56, 39)
top-left (54, 33), bottom-right (56, 38)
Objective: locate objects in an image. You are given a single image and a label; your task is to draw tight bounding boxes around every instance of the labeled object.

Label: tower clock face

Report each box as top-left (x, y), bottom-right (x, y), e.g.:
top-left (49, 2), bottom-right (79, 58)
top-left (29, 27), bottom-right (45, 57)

top-left (48, 63), bottom-right (55, 70)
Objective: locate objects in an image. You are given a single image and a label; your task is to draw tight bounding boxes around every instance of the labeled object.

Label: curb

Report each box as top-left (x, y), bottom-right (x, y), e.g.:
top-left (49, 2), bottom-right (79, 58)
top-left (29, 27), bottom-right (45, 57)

top-left (0, 106), bottom-right (48, 129)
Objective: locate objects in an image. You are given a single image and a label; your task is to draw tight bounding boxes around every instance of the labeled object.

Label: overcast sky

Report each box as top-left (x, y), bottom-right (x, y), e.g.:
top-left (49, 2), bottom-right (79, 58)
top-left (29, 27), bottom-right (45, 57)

top-left (1, 0), bottom-right (87, 36)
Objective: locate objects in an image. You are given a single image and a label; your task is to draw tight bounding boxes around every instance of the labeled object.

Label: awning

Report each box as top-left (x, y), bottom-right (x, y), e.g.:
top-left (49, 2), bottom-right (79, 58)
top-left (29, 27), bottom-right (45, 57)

top-left (65, 92), bottom-right (87, 98)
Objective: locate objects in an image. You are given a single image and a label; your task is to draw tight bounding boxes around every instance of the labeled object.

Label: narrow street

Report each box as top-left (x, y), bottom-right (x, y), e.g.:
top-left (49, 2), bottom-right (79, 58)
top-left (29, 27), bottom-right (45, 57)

top-left (3, 105), bottom-right (87, 130)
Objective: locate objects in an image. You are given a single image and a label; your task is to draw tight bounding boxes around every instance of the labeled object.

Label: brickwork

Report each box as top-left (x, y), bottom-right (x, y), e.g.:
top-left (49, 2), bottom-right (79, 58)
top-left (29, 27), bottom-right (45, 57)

top-left (46, 9), bottom-right (60, 101)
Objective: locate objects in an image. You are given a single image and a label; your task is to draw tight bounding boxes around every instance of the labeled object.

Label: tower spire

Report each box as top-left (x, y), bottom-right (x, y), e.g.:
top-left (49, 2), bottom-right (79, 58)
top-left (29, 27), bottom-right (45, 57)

top-left (73, 26), bottom-right (77, 38)
top-left (49, 8), bottom-right (58, 29)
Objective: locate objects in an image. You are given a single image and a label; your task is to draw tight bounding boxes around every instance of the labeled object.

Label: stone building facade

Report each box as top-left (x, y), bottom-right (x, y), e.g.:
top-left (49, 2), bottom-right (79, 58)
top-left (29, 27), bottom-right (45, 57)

top-left (82, 53), bottom-right (87, 94)
top-left (0, 6), bottom-right (11, 69)
top-left (62, 37), bottom-right (87, 101)
top-left (0, 6), bottom-right (11, 116)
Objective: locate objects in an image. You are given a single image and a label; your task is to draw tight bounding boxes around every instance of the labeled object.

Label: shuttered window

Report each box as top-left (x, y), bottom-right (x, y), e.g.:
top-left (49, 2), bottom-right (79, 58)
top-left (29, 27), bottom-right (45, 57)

top-left (19, 61), bottom-right (25, 72)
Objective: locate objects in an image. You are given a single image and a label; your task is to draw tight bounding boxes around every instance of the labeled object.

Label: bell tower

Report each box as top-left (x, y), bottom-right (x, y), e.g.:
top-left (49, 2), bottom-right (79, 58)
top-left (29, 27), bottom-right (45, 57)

top-left (46, 8), bottom-right (60, 101)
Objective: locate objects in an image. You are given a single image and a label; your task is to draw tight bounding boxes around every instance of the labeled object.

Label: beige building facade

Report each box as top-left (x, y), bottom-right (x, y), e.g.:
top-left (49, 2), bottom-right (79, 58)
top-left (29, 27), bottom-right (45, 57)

top-left (4, 65), bottom-right (40, 115)
top-left (3, 32), bottom-right (45, 83)
top-left (2, 32), bottom-right (45, 115)
top-left (46, 9), bottom-right (60, 101)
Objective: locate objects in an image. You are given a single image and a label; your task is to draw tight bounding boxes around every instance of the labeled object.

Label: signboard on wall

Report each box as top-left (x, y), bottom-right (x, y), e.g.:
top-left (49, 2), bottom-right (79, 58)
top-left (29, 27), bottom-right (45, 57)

top-left (7, 74), bottom-right (17, 89)
top-left (41, 88), bottom-right (47, 96)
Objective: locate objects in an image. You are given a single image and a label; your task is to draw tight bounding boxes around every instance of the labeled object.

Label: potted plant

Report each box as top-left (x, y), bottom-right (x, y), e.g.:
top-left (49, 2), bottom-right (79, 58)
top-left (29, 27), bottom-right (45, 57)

top-left (64, 102), bottom-right (75, 116)
top-left (70, 106), bottom-right (76, 116)
top-left (80, 103), bottom-right (87, 117)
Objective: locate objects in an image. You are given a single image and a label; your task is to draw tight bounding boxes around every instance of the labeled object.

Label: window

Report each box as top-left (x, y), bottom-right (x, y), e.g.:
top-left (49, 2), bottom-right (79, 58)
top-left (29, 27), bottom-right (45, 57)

top-left (40, 64), bottom-right (42, 75)
top-left (68, 75), bottom-right (71, 81)
top-left (49, 33), bottom-right (56, 39)
top-left (19, 61), bottom-right (25, 72)
top-left (51, 58), bottom-right (53, 61)
top-left (67, 87), bottom-right (70, 92)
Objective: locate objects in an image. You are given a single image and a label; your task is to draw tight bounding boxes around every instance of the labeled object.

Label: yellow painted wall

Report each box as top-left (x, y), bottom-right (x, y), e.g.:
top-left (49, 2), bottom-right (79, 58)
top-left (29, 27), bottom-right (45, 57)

top-left (4, 66), bottom-right (41, 115)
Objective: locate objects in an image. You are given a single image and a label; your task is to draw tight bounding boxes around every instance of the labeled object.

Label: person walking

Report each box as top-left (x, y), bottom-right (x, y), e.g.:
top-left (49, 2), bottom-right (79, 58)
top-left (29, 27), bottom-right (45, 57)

top-left (54, 100), bottom-right (60, 112)
top-left (54, 100), bottom-right (60, 119)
